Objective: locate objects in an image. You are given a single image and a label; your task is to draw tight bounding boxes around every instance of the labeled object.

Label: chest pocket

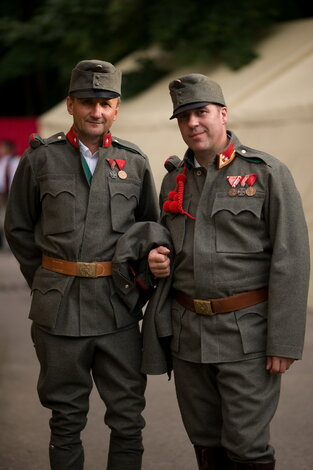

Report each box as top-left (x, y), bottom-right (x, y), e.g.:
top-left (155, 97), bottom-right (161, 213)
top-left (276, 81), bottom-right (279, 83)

top-left (39, 175), bottom-right (76, 235)
top-left (212, 192), bottom-right (265, 253)
top-left (109, 180), bottom-right (140, 233)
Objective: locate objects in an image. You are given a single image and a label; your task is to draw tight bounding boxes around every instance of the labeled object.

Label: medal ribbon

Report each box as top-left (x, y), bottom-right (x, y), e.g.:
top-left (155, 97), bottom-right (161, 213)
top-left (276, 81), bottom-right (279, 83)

top-left (227, 174), bottom-right (257, 187)
top-left (106, 158), bottom-right (126, 170)
top-left (227, 175), bottom-right (241, 188)
top-left (243, 174), bottom-right (257, 186)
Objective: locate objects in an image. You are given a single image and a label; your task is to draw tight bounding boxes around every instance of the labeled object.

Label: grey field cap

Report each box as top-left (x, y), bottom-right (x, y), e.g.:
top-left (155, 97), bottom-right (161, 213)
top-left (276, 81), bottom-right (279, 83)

top-left (69, 59), bottom-right (122, 98)
top-left (169, 73), bottom-right (226, 119)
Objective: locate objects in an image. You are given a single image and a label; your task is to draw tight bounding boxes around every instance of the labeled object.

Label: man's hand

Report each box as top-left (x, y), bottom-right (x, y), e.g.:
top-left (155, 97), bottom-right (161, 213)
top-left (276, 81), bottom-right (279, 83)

top-left (266, 356), bottom-right (295, 374)
top-left (148, 246), bottom-right (171, 278)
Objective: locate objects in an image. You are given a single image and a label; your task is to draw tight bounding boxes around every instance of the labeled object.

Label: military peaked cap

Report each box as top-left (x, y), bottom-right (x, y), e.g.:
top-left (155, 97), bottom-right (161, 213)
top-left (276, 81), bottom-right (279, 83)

top-left (69, 59), bottom-right (122, 99)
top-left (169, 73), bottom-right (226, 119)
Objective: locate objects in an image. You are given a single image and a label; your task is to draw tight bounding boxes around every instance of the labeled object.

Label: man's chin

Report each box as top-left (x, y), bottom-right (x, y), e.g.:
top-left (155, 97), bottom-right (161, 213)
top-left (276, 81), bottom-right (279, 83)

top-left (86, 125), bottom-right (107, 136)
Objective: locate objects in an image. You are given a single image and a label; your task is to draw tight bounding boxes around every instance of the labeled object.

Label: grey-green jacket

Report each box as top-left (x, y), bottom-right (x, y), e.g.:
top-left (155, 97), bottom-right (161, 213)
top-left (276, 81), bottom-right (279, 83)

top-left (4, 130), bottom-right (158, 336)
top-left (139, 131), bottom-right (310, 375)
top-left (159, 131), bottom-right (310, 363)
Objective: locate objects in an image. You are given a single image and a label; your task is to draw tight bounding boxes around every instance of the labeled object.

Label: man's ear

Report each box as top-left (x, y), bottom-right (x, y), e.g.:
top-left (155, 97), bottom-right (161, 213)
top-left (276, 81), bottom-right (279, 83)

top-left (66, 96), bottom-right (74, 115)
top-left (221, 106), bottom-right (228, 125)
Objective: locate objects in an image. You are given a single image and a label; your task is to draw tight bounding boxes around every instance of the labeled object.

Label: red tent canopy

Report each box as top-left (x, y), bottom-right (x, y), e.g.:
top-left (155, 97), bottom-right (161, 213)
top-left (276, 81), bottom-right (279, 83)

top-left (0, 117), bottom-right (38, 156)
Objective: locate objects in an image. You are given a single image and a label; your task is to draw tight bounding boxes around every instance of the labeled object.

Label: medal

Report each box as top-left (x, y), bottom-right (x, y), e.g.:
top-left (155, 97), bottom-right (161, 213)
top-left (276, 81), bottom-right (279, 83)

top-left (106, 158), bottom-right (127, 179)
top-left (227, 174), bottom-right (257, 197)
top-left (244, 174), bottom-right (257, 196)
top-left (228, 188), bottom-right (238, 197)
top-left (227, 175), bottom-right (242, 196)
top-left (107, 158), bottom-right (117, 178)
top-left (109, 170), bottom-right (117, 178)
top-left (118, 170), bottom-right (127, 180)
top-left (246, 186), bottom-right (256, 196)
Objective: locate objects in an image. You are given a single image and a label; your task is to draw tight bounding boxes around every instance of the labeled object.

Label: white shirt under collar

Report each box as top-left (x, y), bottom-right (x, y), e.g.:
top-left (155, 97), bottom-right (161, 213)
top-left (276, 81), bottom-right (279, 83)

top-left (79, 141), bottom-right (99, 175)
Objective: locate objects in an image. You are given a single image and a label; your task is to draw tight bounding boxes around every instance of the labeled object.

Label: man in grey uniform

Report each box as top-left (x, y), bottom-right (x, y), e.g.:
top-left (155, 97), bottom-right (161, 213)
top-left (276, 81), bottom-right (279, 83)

top-left (5, 59), bottom-right (158, 470)
top-left (148, 74), bottom-right (310, 469)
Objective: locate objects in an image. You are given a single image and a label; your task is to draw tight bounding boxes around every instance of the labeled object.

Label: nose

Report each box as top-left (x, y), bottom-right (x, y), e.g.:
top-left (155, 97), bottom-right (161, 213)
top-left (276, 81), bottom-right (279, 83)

top-left (90, 103), bottom-right (102, 118)
top-left (187, 113), bottom-right (199, 127)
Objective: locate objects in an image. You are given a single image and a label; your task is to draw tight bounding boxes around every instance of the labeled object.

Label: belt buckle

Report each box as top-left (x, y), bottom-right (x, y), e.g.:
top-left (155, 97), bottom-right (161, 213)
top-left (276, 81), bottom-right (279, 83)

top-left (194, 299), bottom-right (214, 315)
top-left (77, 262), bottom-right (97, 278)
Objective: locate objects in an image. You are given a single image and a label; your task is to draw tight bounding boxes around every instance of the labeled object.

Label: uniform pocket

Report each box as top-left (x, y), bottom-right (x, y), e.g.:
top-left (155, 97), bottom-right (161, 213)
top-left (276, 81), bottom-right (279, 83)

top-left (235, 301), bottom-right (268, 354)
top-left (109, 181), bottom-right (140, 233)
top-left (212, 192), bottom-right (265, 253)
top-left (29, 269), bottom-right (72, 329)
top-left (39, 175), bottom-right (76, 235)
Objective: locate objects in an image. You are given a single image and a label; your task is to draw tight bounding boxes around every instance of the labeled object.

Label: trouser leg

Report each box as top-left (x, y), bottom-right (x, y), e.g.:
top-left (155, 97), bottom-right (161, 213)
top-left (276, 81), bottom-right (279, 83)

top-left (218, 358), bottom-right (281, 463)
top-left (92, 325), bottom-right (146, 470)
top-left (32, 324), bottom-right (93, 470)
top-left (173, 357), bottom-right (281, 465)
top-left (173, 357), bottom-right (226, 469)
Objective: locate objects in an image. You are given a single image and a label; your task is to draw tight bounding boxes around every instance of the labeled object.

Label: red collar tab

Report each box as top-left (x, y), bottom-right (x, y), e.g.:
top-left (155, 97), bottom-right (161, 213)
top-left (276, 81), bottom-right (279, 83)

top-left (103, 133), bottom-right (112, 147)
top-left (66, 127), bottom-right (79, 148)
top-left (217, 141), bottom-right (236, 169)
top-left (66, 127), bottom-right (112, 149)
top-left (162, 165), bottom-right (196, 220)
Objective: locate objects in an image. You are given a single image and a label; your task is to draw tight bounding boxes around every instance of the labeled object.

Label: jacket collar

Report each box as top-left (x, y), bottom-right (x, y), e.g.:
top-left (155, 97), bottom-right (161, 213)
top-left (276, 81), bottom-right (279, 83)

top-left (66, 126), bottom-right (112, 149)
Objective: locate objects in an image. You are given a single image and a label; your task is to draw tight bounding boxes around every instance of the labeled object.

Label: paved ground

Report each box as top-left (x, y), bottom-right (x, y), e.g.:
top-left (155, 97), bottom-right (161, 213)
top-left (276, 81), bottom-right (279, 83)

top-left (0, 248), bottom-right (312, 470)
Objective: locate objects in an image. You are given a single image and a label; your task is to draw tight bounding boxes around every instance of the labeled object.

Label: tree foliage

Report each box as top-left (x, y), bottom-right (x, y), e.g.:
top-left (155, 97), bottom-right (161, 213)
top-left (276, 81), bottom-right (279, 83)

top-left (0, 0), bottom-right (311, 115)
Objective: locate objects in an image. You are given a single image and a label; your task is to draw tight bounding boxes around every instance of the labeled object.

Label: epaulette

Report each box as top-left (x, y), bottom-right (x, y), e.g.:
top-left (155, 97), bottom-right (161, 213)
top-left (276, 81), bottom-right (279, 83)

top-left (45, 133), bottom-right (66, 145)
top-left (29, 132), bottom-right (66, 149)
top-left (29, 133), bottom-right (45, 149)
top-left (236, 145), bottom-right (265, 164)
top-left (164, 155), bottom-right (182, 172)
top-left (112, 137), bottom-right (143, 156)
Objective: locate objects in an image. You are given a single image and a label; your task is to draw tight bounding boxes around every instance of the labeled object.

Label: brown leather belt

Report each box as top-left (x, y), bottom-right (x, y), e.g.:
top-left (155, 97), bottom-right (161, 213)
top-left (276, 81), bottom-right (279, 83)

top-left (42, 254), bottom-right (112, 278)
top-left (174, 288), bottom-right (268, 315)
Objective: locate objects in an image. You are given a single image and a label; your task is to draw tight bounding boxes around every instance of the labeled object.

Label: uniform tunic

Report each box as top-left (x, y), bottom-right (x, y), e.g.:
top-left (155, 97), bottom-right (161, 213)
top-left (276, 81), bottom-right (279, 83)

top-left (160, 131), bottom-right (310, 364)
top-left (5, 130), bottom-right (159, 336)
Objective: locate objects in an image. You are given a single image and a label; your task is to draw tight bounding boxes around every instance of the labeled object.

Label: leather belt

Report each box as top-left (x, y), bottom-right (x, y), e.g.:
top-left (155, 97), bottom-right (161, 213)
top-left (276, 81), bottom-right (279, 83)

top-left (174, 288), bottom-right (268, 315)
top-left (42, 254), bottom-right (112, 278)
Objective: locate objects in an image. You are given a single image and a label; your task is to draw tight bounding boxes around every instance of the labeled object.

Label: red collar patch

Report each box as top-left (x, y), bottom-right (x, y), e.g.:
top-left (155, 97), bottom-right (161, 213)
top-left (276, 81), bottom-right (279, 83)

top-left (217, 141), bottom-right (236, 169)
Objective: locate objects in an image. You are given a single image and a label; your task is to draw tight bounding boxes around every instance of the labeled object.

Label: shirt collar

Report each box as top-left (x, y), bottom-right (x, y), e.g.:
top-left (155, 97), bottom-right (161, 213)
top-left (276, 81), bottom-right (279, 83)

top-left (78, 140), bottom-right (98, 159)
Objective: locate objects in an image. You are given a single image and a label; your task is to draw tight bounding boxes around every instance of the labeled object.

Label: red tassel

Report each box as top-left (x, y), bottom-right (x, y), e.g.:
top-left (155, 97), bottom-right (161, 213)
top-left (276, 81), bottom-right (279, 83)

top-left (162, 165), bottom-right (196, 220)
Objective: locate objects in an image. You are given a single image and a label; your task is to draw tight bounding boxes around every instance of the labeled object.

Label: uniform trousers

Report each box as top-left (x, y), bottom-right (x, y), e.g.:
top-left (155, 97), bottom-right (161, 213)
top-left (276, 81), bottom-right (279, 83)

top-left (173, 356), bottom-right (281, 464)
top-left (31, 323), bottom-right (146, 470)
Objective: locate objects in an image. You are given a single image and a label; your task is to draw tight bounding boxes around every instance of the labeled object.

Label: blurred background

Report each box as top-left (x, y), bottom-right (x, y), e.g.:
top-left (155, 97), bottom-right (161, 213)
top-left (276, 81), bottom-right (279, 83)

top-left (0, 2), bottom-right (313, 468)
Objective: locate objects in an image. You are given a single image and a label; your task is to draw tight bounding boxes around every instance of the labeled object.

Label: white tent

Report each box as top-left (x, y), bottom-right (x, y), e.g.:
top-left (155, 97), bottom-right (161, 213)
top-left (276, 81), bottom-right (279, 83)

top-left (39, 17), bottom-right (313, 306)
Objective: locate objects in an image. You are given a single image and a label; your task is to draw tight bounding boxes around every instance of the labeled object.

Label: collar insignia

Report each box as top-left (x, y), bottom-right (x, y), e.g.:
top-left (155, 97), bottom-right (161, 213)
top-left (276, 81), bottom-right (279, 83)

top-left (217, 141), bottom-right (236, 169)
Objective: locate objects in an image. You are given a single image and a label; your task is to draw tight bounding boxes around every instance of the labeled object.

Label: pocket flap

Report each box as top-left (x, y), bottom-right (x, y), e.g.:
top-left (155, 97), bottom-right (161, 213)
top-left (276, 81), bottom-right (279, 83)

top-left (32, 268), bottom-right (72, 295)
top-left (235, 300), bottom-right (268, 320)
top-left (109, 181), bottom-right (140, 201)
top-left (39, 176), bottom-right (75, 200)
top-left (212, 193), bottom-right (264, 218)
